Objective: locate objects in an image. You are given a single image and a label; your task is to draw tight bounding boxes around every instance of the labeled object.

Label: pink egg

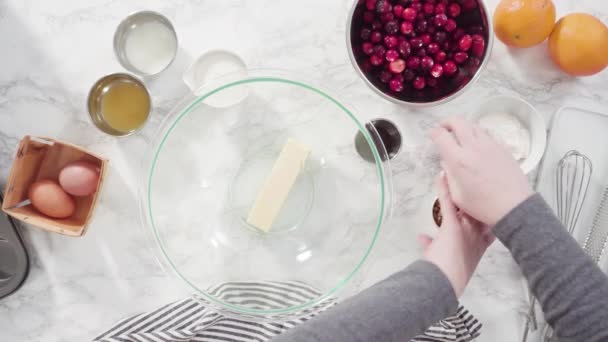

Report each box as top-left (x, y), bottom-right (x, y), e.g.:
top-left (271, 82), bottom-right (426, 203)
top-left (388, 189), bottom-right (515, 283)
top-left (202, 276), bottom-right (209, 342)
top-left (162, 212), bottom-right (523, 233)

top-left (59, 161), bottom-right (100, 197)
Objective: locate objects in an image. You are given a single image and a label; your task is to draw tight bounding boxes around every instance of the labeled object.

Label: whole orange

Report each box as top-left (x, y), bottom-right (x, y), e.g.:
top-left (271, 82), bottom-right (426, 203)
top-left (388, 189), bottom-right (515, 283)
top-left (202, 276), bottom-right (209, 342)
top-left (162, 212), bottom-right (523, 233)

top-left (549, 13), bottom-right (608, 76)
top-left (494, 0), bottom-right (556, 48)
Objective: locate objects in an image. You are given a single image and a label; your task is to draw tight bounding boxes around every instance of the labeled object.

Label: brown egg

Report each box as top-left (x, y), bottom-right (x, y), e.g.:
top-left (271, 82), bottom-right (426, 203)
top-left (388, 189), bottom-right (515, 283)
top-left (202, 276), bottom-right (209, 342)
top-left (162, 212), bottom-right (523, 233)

top-left (29, 180), bottom-right (76, 219)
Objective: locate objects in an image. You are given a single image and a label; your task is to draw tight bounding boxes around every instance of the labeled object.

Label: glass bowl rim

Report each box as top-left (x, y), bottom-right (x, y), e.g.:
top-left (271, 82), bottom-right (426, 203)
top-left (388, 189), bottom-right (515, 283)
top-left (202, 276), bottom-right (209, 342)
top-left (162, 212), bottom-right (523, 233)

top-left (140, 74), bottom-right (389, 316)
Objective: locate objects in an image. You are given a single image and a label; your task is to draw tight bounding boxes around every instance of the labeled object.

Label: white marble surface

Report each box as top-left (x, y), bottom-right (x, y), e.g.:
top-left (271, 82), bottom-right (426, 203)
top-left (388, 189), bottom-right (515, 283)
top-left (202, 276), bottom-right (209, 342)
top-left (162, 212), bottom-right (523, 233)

top-left (0, 0), bottom-right (607, 341)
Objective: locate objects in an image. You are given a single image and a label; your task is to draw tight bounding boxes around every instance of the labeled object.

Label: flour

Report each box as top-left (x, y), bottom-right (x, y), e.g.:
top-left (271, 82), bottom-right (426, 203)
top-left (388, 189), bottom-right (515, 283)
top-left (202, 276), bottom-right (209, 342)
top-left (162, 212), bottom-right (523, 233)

top-left (478, 112), bottom-right (531, 161)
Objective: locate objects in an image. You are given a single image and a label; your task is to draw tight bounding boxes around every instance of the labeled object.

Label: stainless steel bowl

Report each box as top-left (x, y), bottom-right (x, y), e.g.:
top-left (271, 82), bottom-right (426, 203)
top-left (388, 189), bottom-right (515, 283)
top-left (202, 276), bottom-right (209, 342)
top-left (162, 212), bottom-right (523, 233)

top-left (346, 0), bottom-right (494, 107)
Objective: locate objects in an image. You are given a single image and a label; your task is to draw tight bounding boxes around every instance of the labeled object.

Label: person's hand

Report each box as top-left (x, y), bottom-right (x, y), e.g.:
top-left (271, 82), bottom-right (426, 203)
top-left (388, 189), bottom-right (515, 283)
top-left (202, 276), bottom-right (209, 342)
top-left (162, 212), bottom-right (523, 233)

top-left (431, 117), bottom-right (534, 226)
top-left (420, 174), bottom-right (494, 297)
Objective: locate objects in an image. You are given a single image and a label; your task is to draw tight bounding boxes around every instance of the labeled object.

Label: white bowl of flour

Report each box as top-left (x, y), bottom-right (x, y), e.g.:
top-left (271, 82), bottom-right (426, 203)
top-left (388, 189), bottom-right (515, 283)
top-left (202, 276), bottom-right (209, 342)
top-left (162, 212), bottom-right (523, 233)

top-left (470, 95), bottom-right (547, 175)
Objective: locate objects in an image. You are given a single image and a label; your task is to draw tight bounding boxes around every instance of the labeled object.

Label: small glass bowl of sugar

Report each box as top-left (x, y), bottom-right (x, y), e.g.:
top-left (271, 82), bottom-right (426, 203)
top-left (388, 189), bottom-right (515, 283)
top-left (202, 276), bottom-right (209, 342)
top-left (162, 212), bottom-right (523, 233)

top-left (114, 11), bottom-right (178, 76)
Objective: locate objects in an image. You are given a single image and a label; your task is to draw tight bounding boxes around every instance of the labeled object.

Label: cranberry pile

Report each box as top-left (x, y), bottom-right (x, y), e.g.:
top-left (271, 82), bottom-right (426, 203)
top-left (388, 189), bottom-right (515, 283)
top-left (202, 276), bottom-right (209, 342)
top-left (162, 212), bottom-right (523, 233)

top-left (351, 0), bottom-right (488, 102)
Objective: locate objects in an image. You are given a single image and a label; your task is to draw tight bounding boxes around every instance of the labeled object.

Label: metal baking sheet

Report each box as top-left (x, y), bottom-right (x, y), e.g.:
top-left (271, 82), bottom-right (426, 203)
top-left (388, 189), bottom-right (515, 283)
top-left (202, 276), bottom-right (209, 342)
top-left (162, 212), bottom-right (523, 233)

top-left (527, 106), bottom-right (608, 341)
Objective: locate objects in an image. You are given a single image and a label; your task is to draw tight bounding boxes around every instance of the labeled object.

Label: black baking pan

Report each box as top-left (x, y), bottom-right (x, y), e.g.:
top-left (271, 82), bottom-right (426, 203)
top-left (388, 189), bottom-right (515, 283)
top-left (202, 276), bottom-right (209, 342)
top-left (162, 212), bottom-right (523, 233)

top-left (0, 193), bottom-right (29, 299)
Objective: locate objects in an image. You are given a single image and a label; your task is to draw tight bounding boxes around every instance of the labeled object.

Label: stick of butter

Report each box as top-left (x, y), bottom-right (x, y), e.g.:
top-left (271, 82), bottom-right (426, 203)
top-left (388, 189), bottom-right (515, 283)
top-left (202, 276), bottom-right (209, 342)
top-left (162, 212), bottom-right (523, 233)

top-left (247, 138), bottom-right (310, 232)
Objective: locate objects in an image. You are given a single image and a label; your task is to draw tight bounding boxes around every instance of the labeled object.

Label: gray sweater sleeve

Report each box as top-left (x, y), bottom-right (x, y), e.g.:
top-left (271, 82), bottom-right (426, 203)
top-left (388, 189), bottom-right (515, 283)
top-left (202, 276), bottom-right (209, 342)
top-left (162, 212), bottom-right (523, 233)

top-left (272, 260), bottom-right (458, 342)
top-left (494, 193), bottom-right (608, 341)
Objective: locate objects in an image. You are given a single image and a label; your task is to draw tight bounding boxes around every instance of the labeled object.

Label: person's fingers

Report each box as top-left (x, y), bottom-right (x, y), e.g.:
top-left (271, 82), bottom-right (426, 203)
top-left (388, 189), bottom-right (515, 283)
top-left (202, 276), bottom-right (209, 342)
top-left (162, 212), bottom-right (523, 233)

top-left (472, 124), bottom-right (487, 139)
top-left (462, 213), bottom-right (484, 229)
top-left (440, 117), bottom-right (476, 146)
top-left (484, 233), bottom-right (496, 246)
top-left (437, 173), bottom-right (459, 226)
top-left (431, 127), bottom-right (462, 166)
top-left (461, 214), bottom-right (496, 247)
top-left (417, 234), bottom-right (433, 250)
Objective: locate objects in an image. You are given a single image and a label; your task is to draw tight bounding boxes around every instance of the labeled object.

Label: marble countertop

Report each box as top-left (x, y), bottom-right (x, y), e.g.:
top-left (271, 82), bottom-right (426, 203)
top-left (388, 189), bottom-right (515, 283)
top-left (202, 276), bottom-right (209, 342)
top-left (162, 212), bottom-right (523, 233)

top-left (1, 0), bottom-right (607, 341)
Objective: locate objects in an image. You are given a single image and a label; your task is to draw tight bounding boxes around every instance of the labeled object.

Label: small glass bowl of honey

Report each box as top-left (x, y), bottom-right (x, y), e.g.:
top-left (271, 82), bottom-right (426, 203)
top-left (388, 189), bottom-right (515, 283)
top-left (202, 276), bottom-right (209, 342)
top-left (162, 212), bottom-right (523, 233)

top-left (87, 73), bottom-right (151, 136)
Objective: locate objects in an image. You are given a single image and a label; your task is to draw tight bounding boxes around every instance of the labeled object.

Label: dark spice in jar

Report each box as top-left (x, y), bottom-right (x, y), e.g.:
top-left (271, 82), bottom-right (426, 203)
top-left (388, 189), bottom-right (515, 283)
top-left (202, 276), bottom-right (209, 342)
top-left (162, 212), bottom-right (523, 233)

top-left (433, 198), bottom-right (442, 227)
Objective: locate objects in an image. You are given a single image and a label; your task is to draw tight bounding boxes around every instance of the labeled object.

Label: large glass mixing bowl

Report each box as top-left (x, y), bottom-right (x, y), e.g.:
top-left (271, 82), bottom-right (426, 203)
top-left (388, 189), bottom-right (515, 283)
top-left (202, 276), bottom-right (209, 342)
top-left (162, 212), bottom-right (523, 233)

top-left (140, 70), bottom-right (393, 320)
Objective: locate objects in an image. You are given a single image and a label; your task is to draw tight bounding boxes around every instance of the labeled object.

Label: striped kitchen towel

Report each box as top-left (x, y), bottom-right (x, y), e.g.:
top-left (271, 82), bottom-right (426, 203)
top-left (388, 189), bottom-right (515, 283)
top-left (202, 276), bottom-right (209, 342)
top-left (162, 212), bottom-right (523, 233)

top-left (94, 281), bottom-right (481, 342)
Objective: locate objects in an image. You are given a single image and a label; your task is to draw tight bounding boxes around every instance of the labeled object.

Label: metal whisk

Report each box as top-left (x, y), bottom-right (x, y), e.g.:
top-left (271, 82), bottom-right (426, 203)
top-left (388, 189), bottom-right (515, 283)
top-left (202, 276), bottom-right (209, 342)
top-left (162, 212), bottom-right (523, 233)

top-left (583, 188), bottom-right (608, 263)
top-left (539, 151), bottom-right (594, 342)
top-left (522, 150), bottom-right (593, 342)
top-left (555, 150), bottom-right (593, 234)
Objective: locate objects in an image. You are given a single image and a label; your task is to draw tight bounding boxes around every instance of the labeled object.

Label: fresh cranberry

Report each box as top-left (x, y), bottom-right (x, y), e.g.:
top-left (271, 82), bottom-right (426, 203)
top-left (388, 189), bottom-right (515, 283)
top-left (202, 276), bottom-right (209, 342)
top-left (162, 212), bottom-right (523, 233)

top-left (426, 76), bottom-right (438, 87)
top-left (378, 70), bottom-right (392, 83)
top-left (389, 78), bottom-right (404, 92)
top-left (413, 76), bottom-right (426, 89)
top-left (370, 31), bottom-right (383, 43)
top-left (453, 28), bottom-right (465, 40)
top-left (376, 0), bottom-right (392, 13)
top-left (416, 13), bottom-right (425, 21)
top-left (371, 20), bottom-right (383, 30)
top-left (471, 34), bottom-right (485, 57)
top-left (389, 59), bottom-right (406, 73)
top-left (461, 0), bottom-right (477, 11)
top-left (420, 33), bottom-right (432, 45)
top-left (421, 55), bottom-right (435, 70)
top-left (434, 31), bottom-right (447, 44)
top-left (363, 11), bottom-right (375, 24)
top-left (392, 74), bottom-right (404, 83)
top-left (400, 21), bottom-right (414, 34)
top-left (403, 69), bottom-right (416, 81)
top-left (427, 42), bottom-right (440, 54)
top-left (398, 40), bottom-right (412, 57)
top-left (427, 26), bottom-right (436, 34)
top-left (385, 49), bottom-right (399, 61)
top-left (430, 64), bottom-right (444, 77)
top-left (407, 56), bottom-right (421, 69)
top-left (370, 54), bottom-right (384, 66)
top-left (410, 37), bottom-right (424, 49)
top-left (466, 56), bottom-right (481, 69)
top-left (444, 19), bottom-right (456, 32)
top-left (448, 3), bottom-right (461, 17)
top-left (411, 2), bottom-right (422, 12)
top-left (366, 0), bottom-right (377, 11)
top-left (416, 48), bottom-right (427, 57)
top-left (468, 25), bottom-right (484, 35)
top-left (434, 51), bottom-right (447, 62)
top-left (393, 4), bottom-right (404, 17)
top-left (433, 13), bottom-right (448, 27)
top-left (361, 60), bottom-right (372, 72)
top-left (454, 51), bottom-right (469, 64)
top-left (384, 35), bottom-right (398, 48)
top-left (361, 28), bottom-right (372, 41)
top-left (380, 12), bottom-right (395, 22)
top-left (442, 41), bottom-right (451, 51)
top-left (443, 60), bottom-right (458, 75)
top-left (416, 19), bottom-right (428, 32)
top-left (373, 44), bottom-right (386, 56)
top-left (402, 7), bottom-right (417, 21)
top-left (362, 42), bottom-right (375, 55)
top-left (385, 20), bottom-right (399, 34)
top-left (423, 3), bottom-right (434, 15)
top-left (459, 34), bottom-right (472, 51)
top-left (435, 3), bottom-right (446, 14)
